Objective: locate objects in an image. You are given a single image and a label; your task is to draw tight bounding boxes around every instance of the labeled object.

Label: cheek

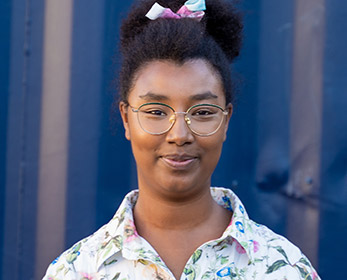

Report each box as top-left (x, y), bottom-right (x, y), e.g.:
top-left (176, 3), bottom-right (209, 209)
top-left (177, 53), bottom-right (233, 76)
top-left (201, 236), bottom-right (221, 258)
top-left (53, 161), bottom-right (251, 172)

top-left (130, 130), bottom-right (156, 154)
top-left (199, 135), bottom-right (225, 163)
top-left (127, 113), bottom-right (147, 143)
top-left (130, 138), bottom-right (156, 174)
top-left (127, 119), bottom-right (161, 163)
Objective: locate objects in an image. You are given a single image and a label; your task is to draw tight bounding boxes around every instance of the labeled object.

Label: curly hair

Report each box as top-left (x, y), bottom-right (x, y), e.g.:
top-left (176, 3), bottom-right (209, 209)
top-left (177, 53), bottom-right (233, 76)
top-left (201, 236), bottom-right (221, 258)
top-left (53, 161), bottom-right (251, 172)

top-left (118, 0), bottom-right (243, 105)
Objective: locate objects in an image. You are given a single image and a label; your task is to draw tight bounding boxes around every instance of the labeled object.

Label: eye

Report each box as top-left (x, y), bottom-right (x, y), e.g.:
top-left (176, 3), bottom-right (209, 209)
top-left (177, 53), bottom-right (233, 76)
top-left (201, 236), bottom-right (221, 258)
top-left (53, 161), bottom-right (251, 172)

top-left (140, 106), bottom-right (170, 118)
top-left (193, 109), bottom-right (214, 116)
top-left (144, 109), bottom-right (167, 116)
top-left (138, 103), bottom-right (172, 119)
top-left (191, 107), bottom-right (218, 116)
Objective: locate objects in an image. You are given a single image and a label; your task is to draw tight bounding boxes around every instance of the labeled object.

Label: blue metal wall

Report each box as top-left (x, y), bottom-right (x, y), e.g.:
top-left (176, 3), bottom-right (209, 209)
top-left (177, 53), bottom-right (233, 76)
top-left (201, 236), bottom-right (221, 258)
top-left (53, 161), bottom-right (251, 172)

top-left (0, 1), bottom-right (12, 278)
top-left (1, 0), bottom-right (346, 279)
top-left (319, 1), bottom-right (347, 275)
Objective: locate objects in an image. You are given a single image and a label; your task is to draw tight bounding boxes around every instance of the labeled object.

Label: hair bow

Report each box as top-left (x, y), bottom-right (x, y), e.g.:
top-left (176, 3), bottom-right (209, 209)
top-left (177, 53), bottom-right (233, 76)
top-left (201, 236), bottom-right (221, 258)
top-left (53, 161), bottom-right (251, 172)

top-left (145, 0), bottom-right (206, 21)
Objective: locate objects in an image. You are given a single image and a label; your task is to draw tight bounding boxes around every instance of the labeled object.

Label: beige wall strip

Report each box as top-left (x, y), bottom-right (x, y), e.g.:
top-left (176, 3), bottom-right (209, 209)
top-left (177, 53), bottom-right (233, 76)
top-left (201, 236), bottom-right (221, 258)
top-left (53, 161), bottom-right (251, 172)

top-left (35, 0), bottom-right (73, 278)
top-left (289, 0), bottom-right (325, 267)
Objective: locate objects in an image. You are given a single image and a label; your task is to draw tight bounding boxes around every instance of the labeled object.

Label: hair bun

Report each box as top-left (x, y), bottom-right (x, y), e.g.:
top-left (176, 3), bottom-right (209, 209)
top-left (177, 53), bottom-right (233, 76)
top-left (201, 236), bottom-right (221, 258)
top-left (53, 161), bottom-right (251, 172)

top-left (121, 0), bottom-right (243, 62)
top-left (204, 0), bottom-right (243, 61)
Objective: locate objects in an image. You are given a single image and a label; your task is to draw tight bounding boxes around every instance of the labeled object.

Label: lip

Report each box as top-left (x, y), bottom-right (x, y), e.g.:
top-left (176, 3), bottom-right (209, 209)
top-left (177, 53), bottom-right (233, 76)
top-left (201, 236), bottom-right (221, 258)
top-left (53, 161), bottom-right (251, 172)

top-left (160, 154), bottom-right (198, 170)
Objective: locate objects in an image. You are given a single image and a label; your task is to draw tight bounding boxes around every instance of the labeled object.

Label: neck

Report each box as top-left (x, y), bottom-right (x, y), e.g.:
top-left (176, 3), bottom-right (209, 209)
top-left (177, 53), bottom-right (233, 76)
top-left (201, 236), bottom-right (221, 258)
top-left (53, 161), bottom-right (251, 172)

top-left (133, 185), bottom-right (220, 232)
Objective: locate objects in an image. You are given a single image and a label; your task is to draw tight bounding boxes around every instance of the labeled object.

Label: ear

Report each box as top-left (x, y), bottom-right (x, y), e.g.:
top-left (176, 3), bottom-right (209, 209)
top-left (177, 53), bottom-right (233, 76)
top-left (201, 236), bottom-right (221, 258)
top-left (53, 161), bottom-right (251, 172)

top-left (119, 101), bottom-right (131, 140)
top-left (223, 103), bottom-right (233, 141)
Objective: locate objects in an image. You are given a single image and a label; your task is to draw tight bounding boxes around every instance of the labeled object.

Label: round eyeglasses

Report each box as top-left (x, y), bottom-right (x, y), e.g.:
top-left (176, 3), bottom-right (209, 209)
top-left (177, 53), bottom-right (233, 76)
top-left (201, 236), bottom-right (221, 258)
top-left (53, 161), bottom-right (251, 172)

top-left (129, 102), bottom-right (228, 137)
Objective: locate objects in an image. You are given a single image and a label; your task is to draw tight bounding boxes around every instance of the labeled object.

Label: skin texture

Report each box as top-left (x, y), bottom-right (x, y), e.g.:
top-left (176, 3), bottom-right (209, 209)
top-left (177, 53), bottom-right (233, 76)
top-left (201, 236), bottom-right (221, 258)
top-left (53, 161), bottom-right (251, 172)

top-left (119, 59), bottom-right (233, 279)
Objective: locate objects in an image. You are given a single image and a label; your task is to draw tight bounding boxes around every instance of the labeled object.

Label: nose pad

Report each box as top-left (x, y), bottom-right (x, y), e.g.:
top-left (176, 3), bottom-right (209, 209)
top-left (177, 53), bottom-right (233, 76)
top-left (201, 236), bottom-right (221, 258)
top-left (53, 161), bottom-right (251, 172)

top-left (185, 115), bottom-right (191, 125)
top-left (169, 114), bottom-right (176, 124)
top-left (166, 112), bottom-right (194, 144)
top-left (172, 112), bottom-right (190, 129)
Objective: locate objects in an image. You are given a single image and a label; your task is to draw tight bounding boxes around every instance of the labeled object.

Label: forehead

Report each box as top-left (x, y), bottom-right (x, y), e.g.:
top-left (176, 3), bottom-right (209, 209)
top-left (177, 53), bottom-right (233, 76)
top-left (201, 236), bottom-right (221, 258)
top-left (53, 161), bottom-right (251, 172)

top-left (128, 59), bottom-right (225, 104)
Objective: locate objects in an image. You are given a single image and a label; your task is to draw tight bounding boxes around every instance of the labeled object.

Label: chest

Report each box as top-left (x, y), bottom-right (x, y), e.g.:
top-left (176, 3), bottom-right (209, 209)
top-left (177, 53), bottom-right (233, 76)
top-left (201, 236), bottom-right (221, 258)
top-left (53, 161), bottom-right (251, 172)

top-left (98, 245), bottom-right (252, 280)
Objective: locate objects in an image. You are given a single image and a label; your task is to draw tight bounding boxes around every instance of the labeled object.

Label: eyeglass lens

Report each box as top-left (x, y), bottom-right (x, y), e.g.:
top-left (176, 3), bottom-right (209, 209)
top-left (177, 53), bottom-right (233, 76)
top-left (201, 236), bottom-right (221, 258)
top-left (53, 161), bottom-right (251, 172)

top-left (136, 103), bottom-right (226, 136)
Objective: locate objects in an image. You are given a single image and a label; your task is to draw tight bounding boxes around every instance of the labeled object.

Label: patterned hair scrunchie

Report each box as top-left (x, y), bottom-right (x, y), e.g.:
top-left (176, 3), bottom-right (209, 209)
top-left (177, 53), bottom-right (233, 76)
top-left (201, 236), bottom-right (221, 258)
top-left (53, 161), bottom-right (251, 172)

top-left (145, 0), bottom-right (206, 21)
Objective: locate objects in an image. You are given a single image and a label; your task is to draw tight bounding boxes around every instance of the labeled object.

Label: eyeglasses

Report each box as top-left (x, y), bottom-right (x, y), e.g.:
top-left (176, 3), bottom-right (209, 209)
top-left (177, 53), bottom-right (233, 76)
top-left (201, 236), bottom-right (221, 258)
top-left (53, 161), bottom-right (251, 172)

top-left (129, 102), bottom-right (228, 137)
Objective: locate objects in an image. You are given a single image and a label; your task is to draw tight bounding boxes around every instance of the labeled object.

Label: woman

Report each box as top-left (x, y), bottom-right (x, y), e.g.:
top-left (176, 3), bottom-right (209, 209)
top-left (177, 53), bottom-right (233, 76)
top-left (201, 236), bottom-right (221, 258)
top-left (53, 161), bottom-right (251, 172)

top-left (43, 0), bottom-right (320, 279)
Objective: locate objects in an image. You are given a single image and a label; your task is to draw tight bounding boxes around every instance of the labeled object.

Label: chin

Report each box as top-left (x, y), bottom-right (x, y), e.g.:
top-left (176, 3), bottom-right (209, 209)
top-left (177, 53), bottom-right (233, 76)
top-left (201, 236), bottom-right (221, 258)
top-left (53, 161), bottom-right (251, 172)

top-left (156, 175), bottom-right (210, 199)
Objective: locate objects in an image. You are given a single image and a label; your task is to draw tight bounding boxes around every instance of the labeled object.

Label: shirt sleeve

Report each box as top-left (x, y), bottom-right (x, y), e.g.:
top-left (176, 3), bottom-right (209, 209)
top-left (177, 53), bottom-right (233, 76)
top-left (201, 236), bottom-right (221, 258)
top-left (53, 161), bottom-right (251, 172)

top-left (290, 253), bottom-right (320, 280)
top-left (42, 255), bottom-right (78, 280)
top-left (258, 225), bottom-right (321, 280)
top-left (262, 253), bottom-right (320, 280)
top-left (263, 238), bottom-right (321, 280)
top-left (42, 241), bottom-right (85, 280)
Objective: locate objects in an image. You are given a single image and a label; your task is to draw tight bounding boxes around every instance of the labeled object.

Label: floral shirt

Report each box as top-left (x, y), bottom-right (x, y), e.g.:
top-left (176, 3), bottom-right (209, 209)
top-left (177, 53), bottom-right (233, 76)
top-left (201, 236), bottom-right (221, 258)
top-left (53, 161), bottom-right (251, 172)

top-left (43, 187), bottom-right (320, 280)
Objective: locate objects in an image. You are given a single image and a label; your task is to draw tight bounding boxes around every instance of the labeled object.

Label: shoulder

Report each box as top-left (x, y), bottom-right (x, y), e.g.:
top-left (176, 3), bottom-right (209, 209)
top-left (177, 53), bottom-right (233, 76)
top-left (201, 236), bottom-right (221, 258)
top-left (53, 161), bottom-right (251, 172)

top-left (212, 187), bottom-right (319, 279)
top-left (246, 219), bottom-right (320, 279)
top-left (42, 225), bottom-right (108, 279)
top-left (42, 191), bottom-right (137, 279)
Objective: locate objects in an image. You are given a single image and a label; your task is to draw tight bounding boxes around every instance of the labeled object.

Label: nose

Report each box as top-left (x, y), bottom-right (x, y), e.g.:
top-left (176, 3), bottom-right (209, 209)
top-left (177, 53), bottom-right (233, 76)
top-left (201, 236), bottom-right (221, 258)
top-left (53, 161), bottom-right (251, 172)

top-left (165, 113), bottom-right (194, 145)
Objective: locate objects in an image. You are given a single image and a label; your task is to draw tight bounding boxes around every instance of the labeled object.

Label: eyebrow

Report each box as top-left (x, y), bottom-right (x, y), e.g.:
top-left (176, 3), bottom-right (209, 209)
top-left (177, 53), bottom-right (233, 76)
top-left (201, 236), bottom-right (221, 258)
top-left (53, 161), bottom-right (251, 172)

top-left (190, 92), bottom-right (218, 101)
top-left (139, 92), bottom-right (169, 101)
top-left (139, 91), bottom-right (218, 102)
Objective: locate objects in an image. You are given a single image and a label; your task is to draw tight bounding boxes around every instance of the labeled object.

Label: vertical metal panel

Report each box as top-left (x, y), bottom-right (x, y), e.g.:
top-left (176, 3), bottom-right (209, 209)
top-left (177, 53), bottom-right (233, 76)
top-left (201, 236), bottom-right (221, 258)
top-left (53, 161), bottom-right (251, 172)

top-left (17, 0), bottom-right (45, 277)
top-left (2, 0), bottom-right (45, 278)
top-left (2, 1), bottom-right (27, 277)
top-left (287, 0), bottom-right (325, 266)
top-left (64, 0), bottom-right (104, 249)
top-left (35, 0), bottom-right (73, 278)
top-left (254, 0), bottom-right (295, 234)
top-left (0, 1), bottom-right (11, 278)
top-left (0, 1), bottom-right (11, 280)
top-left (96, 1), bottom-right (136, 229)
top-left (319, 1), bottom-right (347, 279)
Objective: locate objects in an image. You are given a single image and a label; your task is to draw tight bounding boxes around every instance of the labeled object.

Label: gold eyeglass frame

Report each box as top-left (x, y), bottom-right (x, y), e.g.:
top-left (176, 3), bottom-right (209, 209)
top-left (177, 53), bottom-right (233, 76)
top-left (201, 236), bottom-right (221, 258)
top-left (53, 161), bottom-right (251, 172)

top-left (129, 102), bottom-right (228, 137)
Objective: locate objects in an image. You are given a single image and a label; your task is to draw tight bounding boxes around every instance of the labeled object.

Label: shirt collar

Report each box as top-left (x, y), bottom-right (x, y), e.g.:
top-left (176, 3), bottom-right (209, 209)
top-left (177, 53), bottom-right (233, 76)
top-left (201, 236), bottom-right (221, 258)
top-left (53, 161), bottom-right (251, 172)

top-left (210, 187), bottom-right (257, 262)
top-left (96, 190), bottom-right (139, 269)
top-left (96, 187), bottom-right (256, 269)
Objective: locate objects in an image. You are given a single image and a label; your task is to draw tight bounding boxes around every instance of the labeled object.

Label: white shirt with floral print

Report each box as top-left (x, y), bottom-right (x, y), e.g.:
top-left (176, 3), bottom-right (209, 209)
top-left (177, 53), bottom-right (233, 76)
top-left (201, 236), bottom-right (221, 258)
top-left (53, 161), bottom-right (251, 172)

top-left (43, 187), bottom-right (320, 280)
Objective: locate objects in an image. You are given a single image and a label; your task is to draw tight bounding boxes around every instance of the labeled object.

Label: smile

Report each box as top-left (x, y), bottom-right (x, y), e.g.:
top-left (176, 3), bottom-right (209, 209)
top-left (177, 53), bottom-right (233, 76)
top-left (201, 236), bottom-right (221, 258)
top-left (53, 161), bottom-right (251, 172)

top-left (160, 154), bottom-right (198, 170)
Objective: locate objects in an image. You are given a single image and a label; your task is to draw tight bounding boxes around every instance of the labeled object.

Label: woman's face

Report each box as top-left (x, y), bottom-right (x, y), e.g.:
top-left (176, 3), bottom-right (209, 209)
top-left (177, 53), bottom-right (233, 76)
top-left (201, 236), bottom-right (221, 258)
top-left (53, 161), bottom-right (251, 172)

top-left (119, 59), bottom-right (232, 200)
